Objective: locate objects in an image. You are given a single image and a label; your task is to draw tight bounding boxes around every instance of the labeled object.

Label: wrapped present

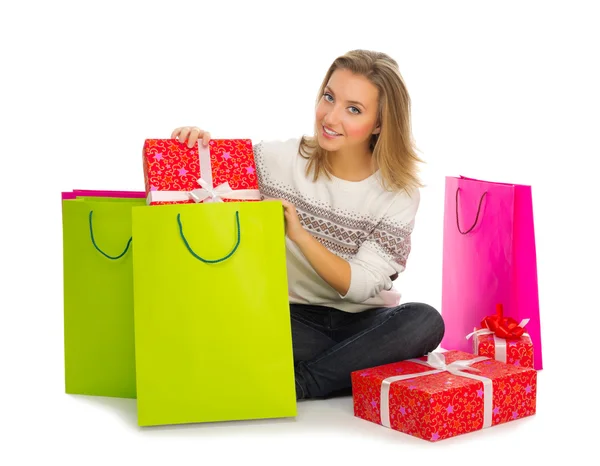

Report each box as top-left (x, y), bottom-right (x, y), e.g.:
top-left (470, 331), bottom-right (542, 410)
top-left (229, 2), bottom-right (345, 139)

top-left (466, 303), bottom-right (534, 368)
top-left (143, 138), bottom-right (261, 205)
top-left (351, 350), bottom-right (536, 442)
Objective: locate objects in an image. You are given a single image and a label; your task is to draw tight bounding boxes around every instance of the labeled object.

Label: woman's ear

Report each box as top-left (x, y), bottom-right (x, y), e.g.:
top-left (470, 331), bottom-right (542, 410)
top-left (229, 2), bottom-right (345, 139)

top-left (372, 125), bottom-right (381, 135)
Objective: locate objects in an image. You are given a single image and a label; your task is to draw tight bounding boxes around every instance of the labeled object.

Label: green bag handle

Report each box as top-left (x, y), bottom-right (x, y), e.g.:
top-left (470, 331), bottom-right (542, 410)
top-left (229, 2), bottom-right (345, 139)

top-left (177, 211), bottom-right (241, 264)
top-left (88, 211), bottom-right (133, 260)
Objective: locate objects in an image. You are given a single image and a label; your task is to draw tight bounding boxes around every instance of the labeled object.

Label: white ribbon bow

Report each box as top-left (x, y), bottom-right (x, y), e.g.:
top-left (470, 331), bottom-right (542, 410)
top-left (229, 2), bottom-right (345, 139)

top-left (380, 352), bottom-right (493, 430)
top-left (188, 178), bottom-right (260, 203)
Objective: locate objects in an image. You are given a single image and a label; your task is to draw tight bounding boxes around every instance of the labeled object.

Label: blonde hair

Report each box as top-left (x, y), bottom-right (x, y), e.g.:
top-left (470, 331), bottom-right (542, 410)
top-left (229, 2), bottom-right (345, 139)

top-left (299, 49), bottom-right (424, 193)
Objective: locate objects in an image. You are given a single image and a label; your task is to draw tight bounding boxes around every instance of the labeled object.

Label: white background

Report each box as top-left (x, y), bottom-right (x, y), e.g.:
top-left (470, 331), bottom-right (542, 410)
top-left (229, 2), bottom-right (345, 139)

top-left (1, 0), bottom-right (599, 464)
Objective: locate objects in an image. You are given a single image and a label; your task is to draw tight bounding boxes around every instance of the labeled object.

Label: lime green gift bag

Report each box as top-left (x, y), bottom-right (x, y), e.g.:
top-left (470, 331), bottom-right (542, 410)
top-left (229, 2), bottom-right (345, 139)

top-left (62, 194), bottom-right (146, 398)
top-left (131, 201), bottom-right (296, 426)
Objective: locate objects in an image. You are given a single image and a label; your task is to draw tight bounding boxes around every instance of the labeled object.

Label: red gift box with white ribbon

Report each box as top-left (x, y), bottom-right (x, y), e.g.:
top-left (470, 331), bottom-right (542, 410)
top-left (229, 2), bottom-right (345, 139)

top-left (143, 139), bottom-right (261, 205)
top-left (466, 304), bottom-right (534, 368)
top-left (351, 350), bottom-right (536, 442)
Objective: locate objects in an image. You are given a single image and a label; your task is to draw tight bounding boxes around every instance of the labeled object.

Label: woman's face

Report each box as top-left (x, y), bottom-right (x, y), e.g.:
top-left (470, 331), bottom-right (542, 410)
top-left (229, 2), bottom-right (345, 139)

top-left (315, 68), bottom-right (380, 153)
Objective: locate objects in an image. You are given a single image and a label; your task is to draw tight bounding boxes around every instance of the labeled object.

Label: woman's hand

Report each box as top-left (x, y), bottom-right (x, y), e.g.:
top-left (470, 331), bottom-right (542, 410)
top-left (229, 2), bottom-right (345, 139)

top-left (279, 199), bottom-right (310, 244)
top-left (171, 126), bottom-right (211, 148)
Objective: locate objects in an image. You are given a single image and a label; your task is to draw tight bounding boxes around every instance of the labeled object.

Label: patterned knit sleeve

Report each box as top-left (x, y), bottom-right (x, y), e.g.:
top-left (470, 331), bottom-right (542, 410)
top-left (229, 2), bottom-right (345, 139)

top-left (340, 189), bottom-right (420, 303)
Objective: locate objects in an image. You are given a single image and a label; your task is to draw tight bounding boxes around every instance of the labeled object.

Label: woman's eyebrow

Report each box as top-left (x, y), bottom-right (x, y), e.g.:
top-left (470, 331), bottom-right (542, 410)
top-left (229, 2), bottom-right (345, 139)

top-left (325, 86), bottom-right (366, 109)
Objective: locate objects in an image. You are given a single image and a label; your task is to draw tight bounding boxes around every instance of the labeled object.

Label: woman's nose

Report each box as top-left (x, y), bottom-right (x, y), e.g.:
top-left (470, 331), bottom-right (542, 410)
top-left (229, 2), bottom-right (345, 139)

top-left (324, 107), bottom-right (342, 127)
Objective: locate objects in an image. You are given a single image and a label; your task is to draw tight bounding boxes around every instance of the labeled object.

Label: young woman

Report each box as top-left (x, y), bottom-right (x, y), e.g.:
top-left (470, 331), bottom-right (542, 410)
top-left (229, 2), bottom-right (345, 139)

top-left (171, 49), bottom-right (445, 400)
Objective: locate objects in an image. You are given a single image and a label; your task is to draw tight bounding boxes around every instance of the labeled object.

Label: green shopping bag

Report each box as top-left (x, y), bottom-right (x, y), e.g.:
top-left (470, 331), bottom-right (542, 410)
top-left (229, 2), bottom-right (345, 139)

top-left (131, 201), bottom-right (296, 426)
top-left (62, 195), bottom-right (146, 398)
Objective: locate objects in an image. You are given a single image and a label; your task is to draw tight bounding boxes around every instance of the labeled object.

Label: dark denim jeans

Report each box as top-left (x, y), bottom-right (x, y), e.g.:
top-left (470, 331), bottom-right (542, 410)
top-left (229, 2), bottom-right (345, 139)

top-left (291, 302), bottom-right (445, 400)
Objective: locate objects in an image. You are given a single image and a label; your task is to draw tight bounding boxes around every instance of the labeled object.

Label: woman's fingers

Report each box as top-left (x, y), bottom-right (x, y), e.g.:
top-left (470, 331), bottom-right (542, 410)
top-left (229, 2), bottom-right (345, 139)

top-left (187, 127), bottom-right (200, 147)
top-left (171, 126), bottom-right (210, 147)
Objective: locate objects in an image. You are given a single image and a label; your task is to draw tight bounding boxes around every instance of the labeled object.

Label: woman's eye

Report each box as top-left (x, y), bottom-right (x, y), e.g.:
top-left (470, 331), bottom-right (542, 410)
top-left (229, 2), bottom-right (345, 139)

top-left (324, 93), bottom-right (361, 114)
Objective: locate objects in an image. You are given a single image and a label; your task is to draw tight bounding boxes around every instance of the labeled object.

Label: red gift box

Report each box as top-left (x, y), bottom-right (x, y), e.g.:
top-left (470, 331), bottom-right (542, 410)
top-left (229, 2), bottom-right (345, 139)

top-left (472, 333), bottom-right (534, 368)
top-left (467, 303), bottom-right (534, 368)
top-left (351, 350), bottom-right (536, 442)
top-left (143, 139), bottom-right (261, 205)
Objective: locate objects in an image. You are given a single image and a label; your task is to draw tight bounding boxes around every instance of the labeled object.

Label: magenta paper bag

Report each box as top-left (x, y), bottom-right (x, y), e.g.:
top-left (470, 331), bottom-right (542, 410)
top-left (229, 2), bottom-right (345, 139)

top-left (440, 176), bottom-right (543, 370)
top-left (61, 190), bottom-right (145, 200)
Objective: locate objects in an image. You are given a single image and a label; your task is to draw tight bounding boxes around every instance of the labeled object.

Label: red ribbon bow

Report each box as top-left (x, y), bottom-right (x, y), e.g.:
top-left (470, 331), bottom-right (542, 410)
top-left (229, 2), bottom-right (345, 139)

top-left (481, 304), bottom-right (526, 340)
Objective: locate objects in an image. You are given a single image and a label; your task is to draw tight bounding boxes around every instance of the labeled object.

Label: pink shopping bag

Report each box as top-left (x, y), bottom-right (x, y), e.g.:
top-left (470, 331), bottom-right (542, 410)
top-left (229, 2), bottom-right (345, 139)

top-left (61, 189), bottom-right (146, 200)
top-left (440, 176), bottom-right (543, 370)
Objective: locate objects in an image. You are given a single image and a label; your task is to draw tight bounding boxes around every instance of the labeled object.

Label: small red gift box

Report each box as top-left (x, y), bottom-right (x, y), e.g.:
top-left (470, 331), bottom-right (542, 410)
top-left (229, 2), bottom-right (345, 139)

top-left (143, 139), bottom-right (261, 205)
top-left (351, 350), bottom-right (536, 442)
top-left (467, 304), bottom-right (534, 368)
top-left (472, 333), bottom-right (534, 368)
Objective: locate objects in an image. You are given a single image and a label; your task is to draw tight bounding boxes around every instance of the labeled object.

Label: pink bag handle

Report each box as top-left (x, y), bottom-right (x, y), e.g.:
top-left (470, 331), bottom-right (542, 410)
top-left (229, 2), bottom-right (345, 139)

top-left (456, 188), bottom-right (487, 234)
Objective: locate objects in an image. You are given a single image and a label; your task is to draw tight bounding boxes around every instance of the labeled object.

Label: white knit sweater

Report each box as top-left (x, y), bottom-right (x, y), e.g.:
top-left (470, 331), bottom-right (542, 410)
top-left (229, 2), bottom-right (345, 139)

top-left (254, 138), bottom-right (420, 313)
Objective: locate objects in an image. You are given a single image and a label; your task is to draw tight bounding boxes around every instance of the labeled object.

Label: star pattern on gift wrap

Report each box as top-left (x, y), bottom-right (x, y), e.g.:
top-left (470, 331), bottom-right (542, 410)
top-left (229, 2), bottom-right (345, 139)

top-left (446, 405), bottom-right (454, 414)
top-left (370, 400), bottom-right (377, 408)
top-left (154, 152), bottom-right (163, 161)
top-left (222, 151), bottom-right (231, 160)
top-left (178, 168), bottom-right (188, 176)
top-left (493, 406), bottom-right (500, 415)
top-left (431, 432), bottom-right (440, 441)
top-left (477, 388), bottom-right (484, 397)
top-left (150, 185), bottom-right (158, 191)
top-left (399, 406), bottom-right (406, 415)
top-left (246, 166), bottom-right (255, 174)
top-left (512, 411), bottom-right (519, 419)
top-left (525, 384), bottom-right (532, 394)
